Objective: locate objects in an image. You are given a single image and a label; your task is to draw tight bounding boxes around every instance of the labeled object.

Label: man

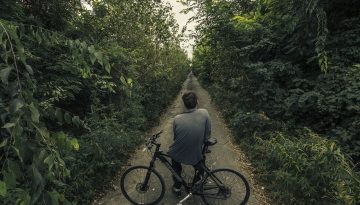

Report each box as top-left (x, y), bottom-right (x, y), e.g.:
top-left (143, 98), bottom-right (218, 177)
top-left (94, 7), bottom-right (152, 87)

top-left (168, 91), bottom-right (212, 197)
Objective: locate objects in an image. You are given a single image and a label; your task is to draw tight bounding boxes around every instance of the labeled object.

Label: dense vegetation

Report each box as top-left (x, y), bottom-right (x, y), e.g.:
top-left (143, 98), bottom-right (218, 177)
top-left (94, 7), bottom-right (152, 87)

top-left (191, 0), bottom-right (360, 204)
top-left (0, 0), bottom-right (188, 204)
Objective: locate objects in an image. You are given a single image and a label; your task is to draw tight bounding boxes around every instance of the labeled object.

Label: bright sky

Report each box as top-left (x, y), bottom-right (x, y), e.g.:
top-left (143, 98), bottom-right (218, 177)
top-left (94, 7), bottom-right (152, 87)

top-left (163, 0), bottom-right (197, 59)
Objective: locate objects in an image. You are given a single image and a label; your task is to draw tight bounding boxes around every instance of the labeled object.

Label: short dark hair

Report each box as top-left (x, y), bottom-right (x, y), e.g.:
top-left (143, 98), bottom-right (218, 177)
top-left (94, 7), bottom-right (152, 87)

top-left (182, 91), bottom-right (197, 109)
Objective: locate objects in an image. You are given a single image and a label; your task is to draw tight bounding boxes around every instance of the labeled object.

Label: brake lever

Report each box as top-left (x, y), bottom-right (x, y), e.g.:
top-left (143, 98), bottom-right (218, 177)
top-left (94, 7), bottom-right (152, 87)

top-left (146, 141), bottom-right (153, 149)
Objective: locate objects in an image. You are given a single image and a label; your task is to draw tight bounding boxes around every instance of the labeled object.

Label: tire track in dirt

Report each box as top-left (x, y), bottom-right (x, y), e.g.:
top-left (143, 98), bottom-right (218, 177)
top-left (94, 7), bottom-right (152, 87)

top-left (94, 74), bottom-right (272, 205)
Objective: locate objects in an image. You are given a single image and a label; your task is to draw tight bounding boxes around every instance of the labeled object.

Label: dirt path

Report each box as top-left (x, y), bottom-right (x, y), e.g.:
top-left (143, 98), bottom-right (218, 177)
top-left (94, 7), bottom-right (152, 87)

top-left (94, 75), bottom-right (271, 205)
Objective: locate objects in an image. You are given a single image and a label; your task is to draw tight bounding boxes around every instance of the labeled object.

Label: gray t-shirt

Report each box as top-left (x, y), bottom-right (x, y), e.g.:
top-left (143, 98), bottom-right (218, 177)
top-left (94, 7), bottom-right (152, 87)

top-left (169, 108), bottom-right (211, 165)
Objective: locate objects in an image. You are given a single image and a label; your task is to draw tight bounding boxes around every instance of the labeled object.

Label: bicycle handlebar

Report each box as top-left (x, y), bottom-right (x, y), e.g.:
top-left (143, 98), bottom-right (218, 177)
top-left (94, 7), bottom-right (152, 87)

top-left (146, 130), bottom-right (163, 149)
top-left (152, 130), bottom-right (163, 139)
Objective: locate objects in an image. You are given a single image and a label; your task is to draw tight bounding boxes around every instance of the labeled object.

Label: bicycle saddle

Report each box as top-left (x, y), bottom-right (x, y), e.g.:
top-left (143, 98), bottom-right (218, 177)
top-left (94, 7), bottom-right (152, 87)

top-left (204, 137), bottom-right (217, 146)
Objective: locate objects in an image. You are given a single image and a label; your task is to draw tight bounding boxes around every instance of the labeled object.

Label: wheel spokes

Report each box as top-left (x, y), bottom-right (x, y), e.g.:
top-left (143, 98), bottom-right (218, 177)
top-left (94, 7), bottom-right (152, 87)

top-left (201, 169), bottom-right (250, 205)
top-left (121, 166), bottom-right (164, 204)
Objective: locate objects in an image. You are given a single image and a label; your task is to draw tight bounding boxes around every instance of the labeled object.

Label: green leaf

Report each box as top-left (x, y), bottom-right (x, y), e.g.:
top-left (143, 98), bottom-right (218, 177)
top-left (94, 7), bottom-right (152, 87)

top-left (55, 108), bottom-right (63, 124)
top-left (88, 45), bottom-right (96, 64)
top-left (330, 142), bottom-right (336, 151)
top-left (8, 161), bottom-right (21, 176)
top-left (72, 116), bottom-right (80, 127)
top-left (94, 51), bottom-right (102, 60)
top-left (94, 52), bottom-right (103, 65)
top-left (127, 78), bottom-right (133, 87)
top-left (120, 75), bottom-right (127, 86)
top-left (52, 180), bottom-right (66, 187)
top-left (18, 191), bottom-right (31, 205)
top-left (81, 41), bottom-right (87, 49)
top-left (44, 155), bottom-right (55, 171)
top-left (0, 181), bottom-right (7, 197)
top-left (32, 122), bottom-right (50, 139)
top-left (31, 165), bottom-right (45, 204)
top-left (19, 24), bottom-right (25, 38)
top-left (0, 66), bottom-right (13, 84)
top-left (53, 132), bottom-right (68, 150)
top-left (12, 146), bottom-right (23, 162)
top-left (70, 138), bottom-right (80, 151)
top-left (29, 103), bottom-right (40, 123)
top-left (103, 56), bottom-right (109, 65)
top-left (47, 191), bottom-right (59, 205)
top-left (2, 123), bottom-right (15, 128)
top-left (0, 30), bottom-right (4, 45)
top-left (0, 138), bottom-right (8, 148)
top-left (10, 98), bottom-right (25, 113)
top-left (105, 64), bottom-right (111, 74)
top-left (64, 112), bottom-right (72, 124)
top-left (88, 45), bottom-right (95, 53)
top-left (35, 32), bottom-right (42, 43)
top-left (25, 65), bottom-right (33, 75)
top-left (38, 149), bottom-right (47, 162)
top-left (1, 51), bottom-right (9, 63)
top-left (17, 45), bottom-right (26, 64)
top-left (90, 53), bottom-right (96, 65)
top-left (4, 171), bottom-right (16, 189)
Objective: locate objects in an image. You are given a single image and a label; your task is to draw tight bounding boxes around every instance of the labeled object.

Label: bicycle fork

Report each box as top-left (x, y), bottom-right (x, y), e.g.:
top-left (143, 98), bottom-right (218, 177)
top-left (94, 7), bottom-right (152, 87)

top-left (141, 158), bottom-right (156, 191)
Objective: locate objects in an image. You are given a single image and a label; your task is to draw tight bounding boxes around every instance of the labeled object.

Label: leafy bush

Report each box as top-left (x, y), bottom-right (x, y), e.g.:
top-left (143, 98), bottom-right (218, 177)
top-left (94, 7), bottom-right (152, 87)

top-left (64, 117), bottom-right (143, 204)
top-left (249, 129), bottom-right (360, 205)
top-left (0, 1), bottom-right (189, 204)
top-left (192, 0), bottom-right (360, 204)
top-left (193, 0), bottom-right (360, 160)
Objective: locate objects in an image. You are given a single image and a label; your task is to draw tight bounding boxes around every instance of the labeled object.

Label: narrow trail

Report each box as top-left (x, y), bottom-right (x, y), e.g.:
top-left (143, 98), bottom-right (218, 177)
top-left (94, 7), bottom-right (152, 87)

top-left (94, 75), bottom-right (271, 205)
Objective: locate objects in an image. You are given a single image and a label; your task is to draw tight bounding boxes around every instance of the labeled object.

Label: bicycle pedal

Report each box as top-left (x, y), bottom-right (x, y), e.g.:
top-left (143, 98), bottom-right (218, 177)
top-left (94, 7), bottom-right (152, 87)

top-left (178, 193), bottom-right (192, 204)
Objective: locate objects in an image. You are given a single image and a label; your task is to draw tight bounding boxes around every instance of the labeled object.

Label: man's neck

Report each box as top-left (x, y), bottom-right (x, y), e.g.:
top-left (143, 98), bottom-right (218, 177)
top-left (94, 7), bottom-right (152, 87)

top-left (185, 108), bottom-right (197, 113)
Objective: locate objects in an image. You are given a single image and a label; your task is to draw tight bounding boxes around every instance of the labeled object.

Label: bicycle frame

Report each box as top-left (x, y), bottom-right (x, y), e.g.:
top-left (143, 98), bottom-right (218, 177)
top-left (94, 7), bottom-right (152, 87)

top-left (141, 142), bottom-right (226, 197)
top-left (141, 143), bottom-right (191, 192)
top-left (121, 133), bottom-right (250, 205)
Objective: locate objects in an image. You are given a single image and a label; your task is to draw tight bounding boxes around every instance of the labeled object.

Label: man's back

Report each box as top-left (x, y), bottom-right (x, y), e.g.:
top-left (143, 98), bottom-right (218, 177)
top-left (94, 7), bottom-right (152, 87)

top-left (169, 108), bottom-right (211, 165)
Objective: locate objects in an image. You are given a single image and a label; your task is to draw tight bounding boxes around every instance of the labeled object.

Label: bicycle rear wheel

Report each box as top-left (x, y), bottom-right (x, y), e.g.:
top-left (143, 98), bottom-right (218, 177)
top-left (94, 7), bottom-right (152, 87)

top-left (200, 168), bottom-right (250, 205)
top-left (120, 165), bottom-right (165, 205)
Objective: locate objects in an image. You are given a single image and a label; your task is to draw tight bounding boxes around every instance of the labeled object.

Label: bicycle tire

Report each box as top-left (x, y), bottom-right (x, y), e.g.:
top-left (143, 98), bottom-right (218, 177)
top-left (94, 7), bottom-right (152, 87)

top-left (200, 168), bottom-right (250, 205)
top-left (120, 165), bottom-right (165, 205)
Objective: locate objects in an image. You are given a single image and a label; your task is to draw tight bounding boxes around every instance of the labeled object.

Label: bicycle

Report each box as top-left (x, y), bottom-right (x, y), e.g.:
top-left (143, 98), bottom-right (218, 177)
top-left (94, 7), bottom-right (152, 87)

top-left (120, 130), bottom-right (250, 205)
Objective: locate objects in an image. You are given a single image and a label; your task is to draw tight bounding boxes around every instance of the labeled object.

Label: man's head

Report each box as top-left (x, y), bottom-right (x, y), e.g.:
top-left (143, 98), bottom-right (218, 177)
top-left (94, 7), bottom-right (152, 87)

top-left (182, 91), bottom-right (198, 109)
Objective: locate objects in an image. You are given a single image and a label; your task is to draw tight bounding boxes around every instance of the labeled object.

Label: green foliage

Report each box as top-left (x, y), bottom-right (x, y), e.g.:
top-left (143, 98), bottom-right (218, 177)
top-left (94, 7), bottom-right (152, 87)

top-left (64, 116), bottom-right (143, 204)
top-left (251, 129), bottom-right (360, 205)
top-left (1, 0), bottom-right (189, 204)
top-left (192, 0), bottom-right (360, 204)
top-left (0, 19), bottom-right (76, 205)
top-left (0, 0), bottom-right (24, 21)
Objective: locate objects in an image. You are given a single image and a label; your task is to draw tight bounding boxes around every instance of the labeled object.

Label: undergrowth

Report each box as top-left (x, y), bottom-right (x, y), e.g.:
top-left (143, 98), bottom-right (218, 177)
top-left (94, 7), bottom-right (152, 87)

top-left (206, 85), bottom-right (360, 205)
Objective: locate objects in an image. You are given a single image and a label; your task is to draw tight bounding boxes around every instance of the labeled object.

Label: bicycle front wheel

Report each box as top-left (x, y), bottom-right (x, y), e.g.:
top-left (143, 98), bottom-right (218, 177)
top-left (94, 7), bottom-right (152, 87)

top-left (120, 165), bottom-right (165, 205)
top-left (200, 168), bottom-right (250, 205)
